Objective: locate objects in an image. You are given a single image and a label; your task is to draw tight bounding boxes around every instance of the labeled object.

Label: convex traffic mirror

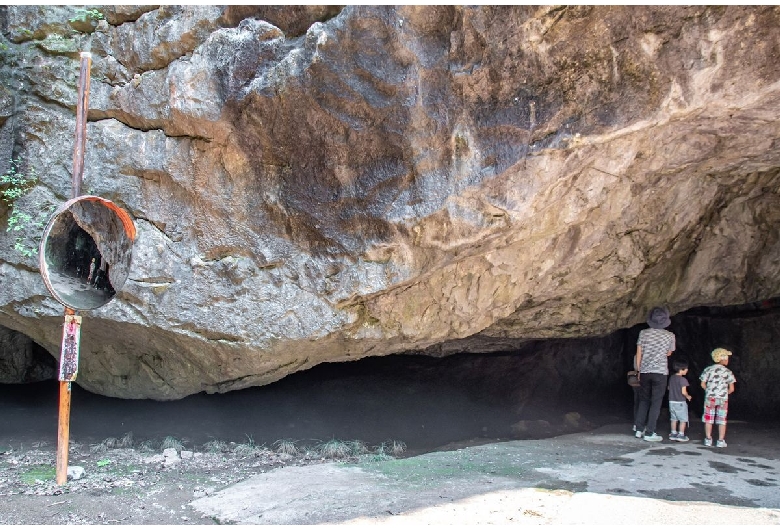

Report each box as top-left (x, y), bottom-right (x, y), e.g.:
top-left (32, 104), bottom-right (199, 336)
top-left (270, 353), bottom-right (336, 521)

top-left (39, 195), bottom-right (135, 310)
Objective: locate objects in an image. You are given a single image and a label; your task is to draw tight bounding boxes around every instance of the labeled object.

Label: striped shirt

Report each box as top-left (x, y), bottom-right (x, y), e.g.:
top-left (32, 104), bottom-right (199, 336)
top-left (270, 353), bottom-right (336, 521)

top-left (637, 328), bottom-right (675, 375)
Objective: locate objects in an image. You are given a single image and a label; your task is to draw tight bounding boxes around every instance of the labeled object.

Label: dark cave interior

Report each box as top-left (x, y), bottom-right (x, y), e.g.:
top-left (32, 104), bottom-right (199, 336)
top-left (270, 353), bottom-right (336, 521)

top-left (1, 299), bottom-right (778, 455)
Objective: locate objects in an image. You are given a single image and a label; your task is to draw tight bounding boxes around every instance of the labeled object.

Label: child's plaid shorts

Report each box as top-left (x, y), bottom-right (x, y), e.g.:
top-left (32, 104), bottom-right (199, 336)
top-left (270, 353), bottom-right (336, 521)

top-left (702, 397), bottom-right (728, 425)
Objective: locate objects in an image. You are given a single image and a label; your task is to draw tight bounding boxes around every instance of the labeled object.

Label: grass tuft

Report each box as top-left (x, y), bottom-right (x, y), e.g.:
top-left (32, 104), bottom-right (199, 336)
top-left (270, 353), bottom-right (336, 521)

top-left (137, 440), bottom-right (157, 453)
top-left (118, 432), bottom-right (134, 448)
top-left (90, 438), bottom-right (115, 453)
top-left (347, 440), bottom-right (369, 456)
top-left (316, 439), bottom-right (352, 459)
top-left (273, 439), bottom-right (298, 456)
top-left (388, 439), bottom-right (407, 456)
top-left (203, 440), bottom-right (229, 454)
top-left (233, 435), bottom-right (262, 456)
top-left (370, 439), bottom-right (407, 460)
top-left (89, 432), bottom-right (135, 453)
top-left (161, 436), bottom-right (184, 452)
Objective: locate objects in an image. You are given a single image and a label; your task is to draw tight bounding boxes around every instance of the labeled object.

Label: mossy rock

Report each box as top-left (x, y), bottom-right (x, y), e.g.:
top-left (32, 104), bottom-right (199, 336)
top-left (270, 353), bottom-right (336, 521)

top-left (68, 18), bottom-right (98, 34)
top-left (38, 36), bottom-right (80, 58)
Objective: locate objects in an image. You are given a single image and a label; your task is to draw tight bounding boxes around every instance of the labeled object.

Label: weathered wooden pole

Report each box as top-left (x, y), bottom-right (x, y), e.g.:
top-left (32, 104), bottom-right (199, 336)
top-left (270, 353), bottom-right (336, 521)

top-left (71, 52), bottom-right (91, 199)
top-left (56, 51), bottom-right (92, 486)
top-left (55, 379), bottom-right (72, 485)
top-left (55, 310), bottom-right (77, 485)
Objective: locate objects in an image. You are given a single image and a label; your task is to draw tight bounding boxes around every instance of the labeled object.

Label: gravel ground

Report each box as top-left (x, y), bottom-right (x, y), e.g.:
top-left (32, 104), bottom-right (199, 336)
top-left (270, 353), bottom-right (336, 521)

top-left (0, 437), bottom-right (366, 525)
top-left (4, 422), bottom-right (779, 525)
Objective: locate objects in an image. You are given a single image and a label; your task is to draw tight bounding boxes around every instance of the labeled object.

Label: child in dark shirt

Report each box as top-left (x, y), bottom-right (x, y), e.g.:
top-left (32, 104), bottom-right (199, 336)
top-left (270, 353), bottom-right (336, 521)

top-left (668, 359), bottom-right (692, 442)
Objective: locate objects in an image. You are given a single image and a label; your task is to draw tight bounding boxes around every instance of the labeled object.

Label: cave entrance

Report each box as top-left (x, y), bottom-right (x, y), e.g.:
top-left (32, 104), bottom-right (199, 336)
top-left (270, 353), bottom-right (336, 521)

top-left (0, 300), bottom-right (778, 454)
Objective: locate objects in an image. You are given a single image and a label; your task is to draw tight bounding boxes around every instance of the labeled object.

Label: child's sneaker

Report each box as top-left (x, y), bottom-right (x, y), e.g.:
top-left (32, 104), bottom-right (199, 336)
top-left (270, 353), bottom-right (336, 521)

top-left (704, 438), bottom-right (713, 447)
top-left (716, 439), bottom-right (727, 448)
top-left (668, 432), bottom-right (679, 441)
top-left (643, 432), bottom-right (662, 442)
top-left (676, 434), bottom-right (689, 442)
top-left (635, 430), bottom-right (643, 439)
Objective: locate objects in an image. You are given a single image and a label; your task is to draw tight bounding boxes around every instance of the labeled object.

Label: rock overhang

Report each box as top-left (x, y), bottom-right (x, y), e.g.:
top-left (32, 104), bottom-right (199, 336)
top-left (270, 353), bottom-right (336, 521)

top-left (0, 6), bottom-right (779, 399)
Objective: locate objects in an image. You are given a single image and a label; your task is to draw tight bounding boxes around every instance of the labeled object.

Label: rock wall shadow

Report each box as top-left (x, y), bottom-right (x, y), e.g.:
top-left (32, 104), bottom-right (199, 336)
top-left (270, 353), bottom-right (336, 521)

top-left (0, 351), bottom-right (625, 455)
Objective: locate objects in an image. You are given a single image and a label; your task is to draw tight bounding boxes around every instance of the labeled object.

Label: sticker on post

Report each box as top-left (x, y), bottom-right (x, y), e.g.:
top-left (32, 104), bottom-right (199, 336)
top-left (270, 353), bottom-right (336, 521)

top-left (59, 314), bottom-right (82, 382)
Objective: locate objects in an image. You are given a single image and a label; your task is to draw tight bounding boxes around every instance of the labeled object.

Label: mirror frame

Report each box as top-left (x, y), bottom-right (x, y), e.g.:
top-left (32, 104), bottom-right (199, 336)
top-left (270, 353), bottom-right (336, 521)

top-left (39, 195), bottom-right (136, 311)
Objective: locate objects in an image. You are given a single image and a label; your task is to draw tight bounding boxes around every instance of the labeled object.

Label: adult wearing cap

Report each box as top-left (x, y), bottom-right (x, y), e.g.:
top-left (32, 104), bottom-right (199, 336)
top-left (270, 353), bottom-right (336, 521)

top-left (634, 307), bottom-right (676, 442)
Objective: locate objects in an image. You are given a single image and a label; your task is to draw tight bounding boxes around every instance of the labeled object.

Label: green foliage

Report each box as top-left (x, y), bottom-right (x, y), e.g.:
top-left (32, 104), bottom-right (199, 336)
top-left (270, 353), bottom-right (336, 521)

top-left (96, 459), bottom-right (111, 467)
top-left (0, 159), bottom-right (50, 258)
top-left (69, 8), bottom-right (104, 23)
top-left (0, 160), bottom-right (35, 203)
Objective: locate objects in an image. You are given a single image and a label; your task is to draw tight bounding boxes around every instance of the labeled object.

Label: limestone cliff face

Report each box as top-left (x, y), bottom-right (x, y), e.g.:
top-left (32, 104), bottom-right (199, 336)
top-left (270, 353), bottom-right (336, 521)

top-left (1, 6), bottom-right (779, 399)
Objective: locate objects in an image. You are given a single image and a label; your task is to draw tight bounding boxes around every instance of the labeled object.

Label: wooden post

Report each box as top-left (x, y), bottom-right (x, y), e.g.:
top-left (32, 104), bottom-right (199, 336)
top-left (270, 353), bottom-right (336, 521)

top-left (71, 52), bottom-right (92, 199)
top-left (56, 51), bottom-right (92, 486)
top-left (56, 308), bottom-right (79, 485)
top-left (55, 380), bottom-right (72, 485)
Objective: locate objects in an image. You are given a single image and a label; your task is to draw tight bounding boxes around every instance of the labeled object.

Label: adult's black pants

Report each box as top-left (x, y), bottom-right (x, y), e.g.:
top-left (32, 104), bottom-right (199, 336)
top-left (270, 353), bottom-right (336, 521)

top-left (634, 372), bottom-right (666, 435)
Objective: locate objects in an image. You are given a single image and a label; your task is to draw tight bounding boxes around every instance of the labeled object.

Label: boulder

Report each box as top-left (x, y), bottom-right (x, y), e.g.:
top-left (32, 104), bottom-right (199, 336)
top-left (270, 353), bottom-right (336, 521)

top-left (0, 6), bottom-right (778, 399)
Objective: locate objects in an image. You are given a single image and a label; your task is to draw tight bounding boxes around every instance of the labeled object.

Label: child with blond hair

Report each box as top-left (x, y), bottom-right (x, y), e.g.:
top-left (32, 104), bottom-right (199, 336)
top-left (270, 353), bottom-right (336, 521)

top-left (700, 347), bottom-right (736, 448)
